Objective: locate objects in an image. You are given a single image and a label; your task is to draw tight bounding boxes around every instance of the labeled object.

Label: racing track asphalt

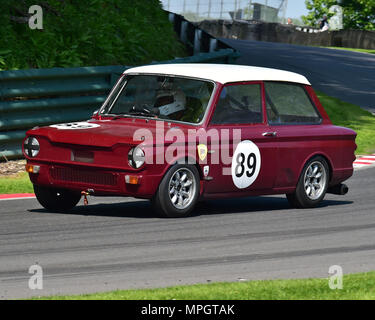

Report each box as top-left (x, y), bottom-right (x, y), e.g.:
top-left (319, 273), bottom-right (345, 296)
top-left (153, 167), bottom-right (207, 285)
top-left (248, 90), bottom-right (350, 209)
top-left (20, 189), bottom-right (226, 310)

top-left (0, 166), bottom-right (374, 299)
top-left (221, 39), bottom-right (375, 113)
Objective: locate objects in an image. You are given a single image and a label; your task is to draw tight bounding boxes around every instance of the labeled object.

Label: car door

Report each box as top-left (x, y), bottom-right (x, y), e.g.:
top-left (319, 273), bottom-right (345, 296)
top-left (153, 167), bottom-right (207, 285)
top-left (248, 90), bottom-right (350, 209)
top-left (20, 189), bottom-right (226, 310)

top-left (203, 82), bottom-right (278, 195)
top-left (263, 81), bottom-right (324, 189)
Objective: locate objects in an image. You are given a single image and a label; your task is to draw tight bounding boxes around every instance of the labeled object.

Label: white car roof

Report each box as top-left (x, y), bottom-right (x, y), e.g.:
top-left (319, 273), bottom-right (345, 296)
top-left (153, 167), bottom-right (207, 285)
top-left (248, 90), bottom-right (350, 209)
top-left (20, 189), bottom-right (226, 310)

top-left (123, 63), bottom-right (311, 85)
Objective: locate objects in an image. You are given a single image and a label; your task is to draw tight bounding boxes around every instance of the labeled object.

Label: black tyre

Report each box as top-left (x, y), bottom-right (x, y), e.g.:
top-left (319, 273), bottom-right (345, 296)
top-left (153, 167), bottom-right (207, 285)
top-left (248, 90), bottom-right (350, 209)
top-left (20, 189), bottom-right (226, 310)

top-left (34, 185), bottom-right (81, 212)
top-left (286, 156), bottom-right (329, 208)
top-left (152, 164), bottom-right (200, 218)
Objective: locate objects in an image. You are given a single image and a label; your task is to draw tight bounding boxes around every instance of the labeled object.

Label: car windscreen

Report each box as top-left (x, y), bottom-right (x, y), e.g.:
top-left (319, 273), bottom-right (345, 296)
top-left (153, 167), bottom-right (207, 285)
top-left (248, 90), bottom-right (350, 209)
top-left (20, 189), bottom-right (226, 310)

top-left (101, 75), bottom-right (215, 124)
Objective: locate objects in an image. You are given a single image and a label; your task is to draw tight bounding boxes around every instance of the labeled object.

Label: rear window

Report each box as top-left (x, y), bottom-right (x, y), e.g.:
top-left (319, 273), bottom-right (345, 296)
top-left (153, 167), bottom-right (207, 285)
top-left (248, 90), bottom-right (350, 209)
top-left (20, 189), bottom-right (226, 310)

top-left (265, 82), bottom-right (321, 125)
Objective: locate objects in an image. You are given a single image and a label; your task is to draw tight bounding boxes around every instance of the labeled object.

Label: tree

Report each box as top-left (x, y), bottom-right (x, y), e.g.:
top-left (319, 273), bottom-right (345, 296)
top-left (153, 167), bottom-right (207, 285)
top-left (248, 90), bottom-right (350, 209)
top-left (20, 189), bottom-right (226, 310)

top-left (302, 0), bottom-right (375, 30)
top-left (341, 0), bottom-right (375, 30)
top-left (302, 0), bottom-right (336, 28)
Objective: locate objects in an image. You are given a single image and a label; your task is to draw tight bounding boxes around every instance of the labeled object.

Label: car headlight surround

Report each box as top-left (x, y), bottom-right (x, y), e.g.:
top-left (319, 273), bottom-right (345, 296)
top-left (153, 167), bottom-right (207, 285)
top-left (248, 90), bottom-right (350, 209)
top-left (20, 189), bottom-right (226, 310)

top-left (128, 146), bottom-right (145, 169)
top-left (23, 136), bottom-right (40, 158)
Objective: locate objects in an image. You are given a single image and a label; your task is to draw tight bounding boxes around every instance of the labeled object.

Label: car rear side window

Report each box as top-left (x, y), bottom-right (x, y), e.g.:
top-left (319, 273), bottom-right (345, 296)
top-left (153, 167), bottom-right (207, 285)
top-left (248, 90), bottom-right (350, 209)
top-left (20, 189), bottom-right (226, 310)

top-left (265, 82), bottom-right (321, 125)
top-left (210, 83), bottom-right (263, 125)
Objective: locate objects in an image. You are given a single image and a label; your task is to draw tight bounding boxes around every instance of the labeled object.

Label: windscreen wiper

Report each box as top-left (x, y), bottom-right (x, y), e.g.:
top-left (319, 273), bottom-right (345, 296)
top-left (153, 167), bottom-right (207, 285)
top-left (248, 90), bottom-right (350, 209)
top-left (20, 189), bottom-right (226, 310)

top-left (111, 113), bottom-right (131, 120)
top-left (128, 111), bottom-right (154, 117)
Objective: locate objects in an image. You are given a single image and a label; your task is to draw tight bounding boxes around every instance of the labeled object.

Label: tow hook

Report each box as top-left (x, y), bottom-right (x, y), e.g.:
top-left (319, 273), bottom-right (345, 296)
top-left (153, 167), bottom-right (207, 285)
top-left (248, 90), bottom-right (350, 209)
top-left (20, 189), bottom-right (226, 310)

top-left (81, 189), bottom-right (94, 205)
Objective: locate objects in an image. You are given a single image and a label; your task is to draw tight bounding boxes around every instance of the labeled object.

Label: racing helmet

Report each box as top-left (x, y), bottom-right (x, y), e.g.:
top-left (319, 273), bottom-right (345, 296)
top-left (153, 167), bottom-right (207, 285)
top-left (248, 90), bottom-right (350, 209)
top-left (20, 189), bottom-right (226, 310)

top-left (154, 87), bottom-right (186, 116)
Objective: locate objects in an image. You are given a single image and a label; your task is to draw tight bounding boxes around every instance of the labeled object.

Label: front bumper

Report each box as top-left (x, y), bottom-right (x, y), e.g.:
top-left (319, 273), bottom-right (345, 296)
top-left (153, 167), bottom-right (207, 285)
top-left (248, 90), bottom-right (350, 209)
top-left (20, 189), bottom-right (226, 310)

top-left (26, 161), bottom-right (160, 199)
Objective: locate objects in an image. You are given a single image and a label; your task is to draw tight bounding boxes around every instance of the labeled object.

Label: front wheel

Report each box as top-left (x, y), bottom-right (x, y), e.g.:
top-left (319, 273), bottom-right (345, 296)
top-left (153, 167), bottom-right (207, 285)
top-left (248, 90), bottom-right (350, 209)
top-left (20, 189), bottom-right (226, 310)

top-left (34, 185), bottom-right (81, 212)
top-left (152, 164), bottom-right (200, 218)
top-left (286, 156), bottom-right (329, 208)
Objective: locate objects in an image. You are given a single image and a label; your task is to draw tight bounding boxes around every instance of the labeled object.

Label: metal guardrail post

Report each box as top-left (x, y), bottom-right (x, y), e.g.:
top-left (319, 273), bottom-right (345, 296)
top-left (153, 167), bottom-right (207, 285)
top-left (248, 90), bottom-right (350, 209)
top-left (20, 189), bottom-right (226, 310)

top-left (164, 10), bottom-right (238, 56)
top-left (209, 38), bottom-right (218, 52)
top-left (180, 21), bottom-right (189, 44)
top-left (194, 29), bottom-right (202, 55)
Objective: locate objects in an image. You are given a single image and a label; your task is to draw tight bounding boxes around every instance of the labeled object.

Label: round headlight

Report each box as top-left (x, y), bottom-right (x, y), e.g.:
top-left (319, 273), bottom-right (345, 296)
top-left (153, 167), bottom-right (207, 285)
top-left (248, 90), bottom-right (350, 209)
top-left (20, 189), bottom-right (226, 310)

top-left (23, 137), bottom-right (40, 157)
top-left (128, 146), bottom-right (145, 169)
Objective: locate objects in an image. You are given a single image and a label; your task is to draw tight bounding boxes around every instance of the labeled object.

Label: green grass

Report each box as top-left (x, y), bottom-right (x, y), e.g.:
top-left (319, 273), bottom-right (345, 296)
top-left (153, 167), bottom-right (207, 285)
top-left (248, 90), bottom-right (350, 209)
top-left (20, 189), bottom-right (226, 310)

top-left (34, 271), bottom-right (375, 300)
top-left (316, 91), bottom-right (375, 155)
top-left (0, 0), bottom-right (186, 70)
top-left (323, 47), bottom-right (375, 55)
top-left (0, 172), bottom-right (33, 194)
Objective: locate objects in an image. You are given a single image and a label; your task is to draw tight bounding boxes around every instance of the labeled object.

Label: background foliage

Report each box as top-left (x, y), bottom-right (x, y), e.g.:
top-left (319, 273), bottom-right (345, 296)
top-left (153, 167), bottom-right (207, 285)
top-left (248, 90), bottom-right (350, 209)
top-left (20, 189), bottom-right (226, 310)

top-left (302, 0), bottom-right (375, 30)
top-left (0, 0), bottom-right (186, 71)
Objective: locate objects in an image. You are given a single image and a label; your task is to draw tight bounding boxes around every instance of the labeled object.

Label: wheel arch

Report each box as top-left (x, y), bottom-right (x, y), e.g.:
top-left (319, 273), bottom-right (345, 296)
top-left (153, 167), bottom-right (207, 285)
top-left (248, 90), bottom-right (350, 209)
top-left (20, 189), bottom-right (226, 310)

top-left (160, 155), bottom-right (203, 180)
top-left (299, 152), bottom-right (333, 183)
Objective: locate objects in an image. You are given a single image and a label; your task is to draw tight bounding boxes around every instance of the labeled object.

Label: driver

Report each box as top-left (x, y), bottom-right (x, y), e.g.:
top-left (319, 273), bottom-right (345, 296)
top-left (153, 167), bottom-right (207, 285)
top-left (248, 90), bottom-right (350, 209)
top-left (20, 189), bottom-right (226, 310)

top-left (154, 86), bottom-right (186, 120)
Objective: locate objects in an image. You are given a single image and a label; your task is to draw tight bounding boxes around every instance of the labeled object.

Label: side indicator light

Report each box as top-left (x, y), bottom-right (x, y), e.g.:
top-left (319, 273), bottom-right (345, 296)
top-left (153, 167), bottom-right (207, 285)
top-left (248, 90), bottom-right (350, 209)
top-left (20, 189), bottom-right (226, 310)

top-left (25, 164), bottom-right (40, 174)
top-left (125, 175), bottom-right (139, 185)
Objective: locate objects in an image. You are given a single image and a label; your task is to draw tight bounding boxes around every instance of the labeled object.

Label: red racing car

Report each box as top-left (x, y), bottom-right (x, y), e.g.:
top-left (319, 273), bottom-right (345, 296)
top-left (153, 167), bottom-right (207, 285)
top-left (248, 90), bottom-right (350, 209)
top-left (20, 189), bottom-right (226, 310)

top-left (23, 64), bottom-right (357, 217)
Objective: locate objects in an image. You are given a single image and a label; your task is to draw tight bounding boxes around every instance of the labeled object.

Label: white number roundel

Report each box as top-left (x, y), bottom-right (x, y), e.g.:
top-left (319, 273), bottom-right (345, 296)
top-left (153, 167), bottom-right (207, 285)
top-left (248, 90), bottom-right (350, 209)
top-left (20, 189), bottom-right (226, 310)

top-left (50, 122), bottom-right (100, 130)
top-left (231, 140), bottom-right (261, 189)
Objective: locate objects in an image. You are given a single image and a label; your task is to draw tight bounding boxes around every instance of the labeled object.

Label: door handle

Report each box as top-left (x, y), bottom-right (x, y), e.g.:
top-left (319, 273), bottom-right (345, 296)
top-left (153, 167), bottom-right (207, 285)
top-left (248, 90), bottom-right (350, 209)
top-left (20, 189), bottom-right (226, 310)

top-left (262, 132), bottom-right (277, 137)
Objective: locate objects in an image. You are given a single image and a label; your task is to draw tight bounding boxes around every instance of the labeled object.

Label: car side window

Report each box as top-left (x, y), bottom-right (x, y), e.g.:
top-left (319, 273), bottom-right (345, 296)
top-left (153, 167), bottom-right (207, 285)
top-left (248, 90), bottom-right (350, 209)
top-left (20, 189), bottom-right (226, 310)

top-left (264, 82), bottom-right (321, 125)
top-left (210, 84), bottom-right (263, 125)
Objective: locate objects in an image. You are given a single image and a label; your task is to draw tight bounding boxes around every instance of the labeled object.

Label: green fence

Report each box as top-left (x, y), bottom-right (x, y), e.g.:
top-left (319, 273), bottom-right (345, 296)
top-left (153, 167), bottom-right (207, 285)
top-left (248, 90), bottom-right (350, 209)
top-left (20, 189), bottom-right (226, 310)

top-left (0, 49), bottom-right (239, 160)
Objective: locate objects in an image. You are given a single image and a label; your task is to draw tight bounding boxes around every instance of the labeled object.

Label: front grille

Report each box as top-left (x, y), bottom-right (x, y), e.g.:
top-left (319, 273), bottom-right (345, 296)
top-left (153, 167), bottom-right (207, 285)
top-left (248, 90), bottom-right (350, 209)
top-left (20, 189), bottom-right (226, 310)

top-left (50, 167), bottom-right (117, 186)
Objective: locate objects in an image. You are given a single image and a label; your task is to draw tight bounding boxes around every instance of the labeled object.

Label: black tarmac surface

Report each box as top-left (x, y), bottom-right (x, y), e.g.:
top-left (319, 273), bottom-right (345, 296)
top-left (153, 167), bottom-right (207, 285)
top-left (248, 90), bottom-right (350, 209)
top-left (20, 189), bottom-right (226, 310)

top-left (0, 167), bottom-right (374, 299)
top-left (1, 40), bottom-right (374, 299)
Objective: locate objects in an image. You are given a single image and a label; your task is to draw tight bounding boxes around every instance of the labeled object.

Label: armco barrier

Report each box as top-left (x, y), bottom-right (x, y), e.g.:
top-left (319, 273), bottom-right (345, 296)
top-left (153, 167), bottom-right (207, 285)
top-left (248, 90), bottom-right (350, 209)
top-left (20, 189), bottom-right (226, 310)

top-left (197, 19), bottom-right (375, 50)
top-left (167, 11), bottom-right (233, 54)
top-left (0, 48), bottom-right (239, 160)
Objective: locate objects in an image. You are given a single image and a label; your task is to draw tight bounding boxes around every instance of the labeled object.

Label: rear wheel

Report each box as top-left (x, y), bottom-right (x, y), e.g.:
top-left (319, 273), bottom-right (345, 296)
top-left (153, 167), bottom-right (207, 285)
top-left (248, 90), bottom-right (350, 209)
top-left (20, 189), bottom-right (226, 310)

top-left (34, 185), bottom-right (81, 212)
top-left (286, 156), bottom-right (329, 208)
top-left (152, 164), bottom-right (200, 218)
